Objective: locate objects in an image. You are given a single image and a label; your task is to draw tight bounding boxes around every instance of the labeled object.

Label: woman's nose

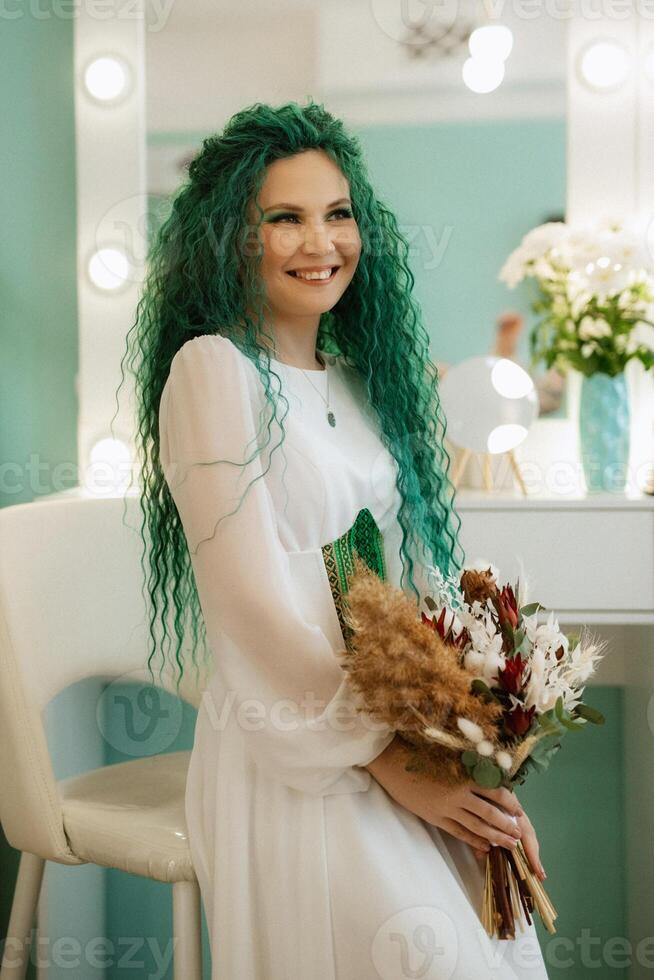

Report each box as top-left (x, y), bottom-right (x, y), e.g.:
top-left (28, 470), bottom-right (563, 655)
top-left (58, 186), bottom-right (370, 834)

top-left (301, 223), bottom-right (336, 254)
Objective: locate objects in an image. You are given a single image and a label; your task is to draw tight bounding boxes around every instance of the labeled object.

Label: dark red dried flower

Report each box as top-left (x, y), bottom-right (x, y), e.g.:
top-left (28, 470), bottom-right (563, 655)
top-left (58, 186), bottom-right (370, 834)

top-left (505, 703), bottom-right (536, 736)
top-left (496, 585), bottom-right (519, 631)
top-left (460, 568), bottom-right (498, 606)
top-left (421, 609), bottom-right (468, 651)
top-left (497, 653), bottom-right (525, 695)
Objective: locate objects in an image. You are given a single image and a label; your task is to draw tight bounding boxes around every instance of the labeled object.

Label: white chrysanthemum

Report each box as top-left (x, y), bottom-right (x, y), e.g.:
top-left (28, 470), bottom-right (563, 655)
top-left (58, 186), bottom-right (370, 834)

top-left (568, 286), bottom-right (592, 319)
top-left (499, 250), bottom-right (528, 289)
top-left (457, 717), bottom-right (484, 743)
top-left (581, 342), bottom-right (595, 358)
top-left (617, 288), bottom-right (634, 309)
top-left (578, 316), bottom-right (612, 340)
top-left (477, 739), bottom-right (494, 757)
top-left (496, 750), bottom-right (513, 771)
top-left (558, 232), bottom-right (599, 274)
top-left (552, 295), bottom-right (569, 317)
top-left (532, 255), bottom-right (558, 280)
top-left (629, 322), bottom-right (654, 354)
top-left (520, 221), bottom-right (569, 258)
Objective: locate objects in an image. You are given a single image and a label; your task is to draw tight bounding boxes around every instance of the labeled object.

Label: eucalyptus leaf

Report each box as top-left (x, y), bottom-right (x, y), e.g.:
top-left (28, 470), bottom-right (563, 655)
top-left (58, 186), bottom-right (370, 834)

top-left (538, 720), bottom-right (563, 736)
top-left (520, 601), bottom-right (547, 616)
top-left (529, 735), bottom-right (562, 771)
top-left (473, 758), bottom-right (502, 789)
top-left (514, 632), bottom-right (532, 657)
top-left (558, 716), bottom-right (586, 732)
top-left (537, 709), bottom-right (561, 734)
top-left (462, 750), bottom-right (479, 767)
top-left (575, 703), bottom-right (605, 725)
top-left (470, 679), bottom-right (501, 703)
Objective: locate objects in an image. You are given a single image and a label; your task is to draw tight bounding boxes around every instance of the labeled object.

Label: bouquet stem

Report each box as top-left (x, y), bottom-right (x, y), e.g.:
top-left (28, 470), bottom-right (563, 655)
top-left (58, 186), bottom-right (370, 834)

top-left (481, 841), bottom-right (558, 939)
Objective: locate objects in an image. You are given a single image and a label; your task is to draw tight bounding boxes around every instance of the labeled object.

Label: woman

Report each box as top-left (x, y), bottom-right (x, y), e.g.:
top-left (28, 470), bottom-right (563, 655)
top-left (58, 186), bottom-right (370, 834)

top-left (125, 100), bottom-right (550, 979)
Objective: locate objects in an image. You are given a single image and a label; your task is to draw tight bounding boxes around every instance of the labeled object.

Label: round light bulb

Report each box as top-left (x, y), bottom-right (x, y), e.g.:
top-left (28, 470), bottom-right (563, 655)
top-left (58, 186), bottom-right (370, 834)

top-left (86, 438), bottom-right (133, 496)
top-left (87, 248), bottom-right (131, 291)
top-left (462, 56), bottom-right (505, 94)
top-left (577, 39), bottom-right (630, 92)
top-left (491, 358), bottom-right (535, 400)
top-left (487, 424), bottom-right (529, 454)
top-left (469, 25), bottom-right (513, 63)
top-left (83, 56), bottom-right (131, 104)
top-left (439, 355), bottom-right (538, 455)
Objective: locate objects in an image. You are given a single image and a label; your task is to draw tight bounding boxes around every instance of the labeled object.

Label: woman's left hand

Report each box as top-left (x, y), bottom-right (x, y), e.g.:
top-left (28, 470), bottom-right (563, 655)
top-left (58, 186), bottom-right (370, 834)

top-left (473, 801), bottom-right (546, 881)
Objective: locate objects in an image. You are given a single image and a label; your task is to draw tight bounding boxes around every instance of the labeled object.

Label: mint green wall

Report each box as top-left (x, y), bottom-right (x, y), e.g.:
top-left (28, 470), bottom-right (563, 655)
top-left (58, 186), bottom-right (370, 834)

top-left (519, 685), bottom-right (626, 979)
top-left (0, 9), bottom-right (78, 510)
top-left (356, 118), bottom-right (567, 368)
top-left (0, 9), bottom-right (78, 980)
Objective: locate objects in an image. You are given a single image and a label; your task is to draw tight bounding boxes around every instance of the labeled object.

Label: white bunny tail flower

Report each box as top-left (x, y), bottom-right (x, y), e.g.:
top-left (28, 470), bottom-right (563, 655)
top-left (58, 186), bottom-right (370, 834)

top-left (477, 739), bottom-right (495, 757)
top-left (457, 717), bottom-right (484, 743)
top-left (496, 750), bottom-right (513, 771)
top-left (463, 649), bottom-right (486, 676)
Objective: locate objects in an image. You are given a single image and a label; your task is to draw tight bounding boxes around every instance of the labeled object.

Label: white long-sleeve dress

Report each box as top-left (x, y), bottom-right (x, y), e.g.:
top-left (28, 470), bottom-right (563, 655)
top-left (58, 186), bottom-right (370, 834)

top-left (158, 333), bottom-right (550, 980)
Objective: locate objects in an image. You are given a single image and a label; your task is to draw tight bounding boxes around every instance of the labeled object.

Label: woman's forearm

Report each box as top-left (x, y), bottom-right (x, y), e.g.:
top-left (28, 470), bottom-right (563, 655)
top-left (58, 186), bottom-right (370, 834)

top-left (364, 733), bottom-right (406, 782)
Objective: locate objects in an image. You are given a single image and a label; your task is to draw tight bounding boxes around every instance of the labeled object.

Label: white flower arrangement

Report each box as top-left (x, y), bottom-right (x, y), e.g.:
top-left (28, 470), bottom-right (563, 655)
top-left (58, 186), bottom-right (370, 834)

top-left (499, 216), bottom-right (654, 378)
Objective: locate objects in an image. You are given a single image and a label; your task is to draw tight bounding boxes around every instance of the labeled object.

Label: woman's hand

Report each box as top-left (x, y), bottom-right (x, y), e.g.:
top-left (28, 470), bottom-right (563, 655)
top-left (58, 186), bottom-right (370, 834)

top-left (471, 794), bottom-right (546, 881)
top-left (365, 736), bottom-right (525, 853)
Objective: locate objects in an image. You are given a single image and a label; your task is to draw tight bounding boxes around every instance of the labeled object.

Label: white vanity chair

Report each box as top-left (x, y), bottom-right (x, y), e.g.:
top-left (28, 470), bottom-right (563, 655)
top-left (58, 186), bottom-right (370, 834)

top-left (0, 492), bottom-right (209, 980)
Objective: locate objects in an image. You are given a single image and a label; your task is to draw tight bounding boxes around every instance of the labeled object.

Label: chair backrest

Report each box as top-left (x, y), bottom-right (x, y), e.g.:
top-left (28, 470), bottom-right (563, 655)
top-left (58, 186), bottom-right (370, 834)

top-left (0, 491), bottom-right (210, 860)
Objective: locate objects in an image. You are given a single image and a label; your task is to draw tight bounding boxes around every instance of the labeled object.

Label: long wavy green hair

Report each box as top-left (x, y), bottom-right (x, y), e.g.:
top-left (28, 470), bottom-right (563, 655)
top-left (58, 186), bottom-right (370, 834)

top-left (118, 99), bottom-right (466, 691)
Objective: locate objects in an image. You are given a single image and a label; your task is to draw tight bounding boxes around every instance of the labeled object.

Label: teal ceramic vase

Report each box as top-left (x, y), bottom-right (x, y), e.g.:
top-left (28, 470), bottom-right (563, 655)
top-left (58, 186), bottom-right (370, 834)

top-left (579, 371), bottom-right (630, 493)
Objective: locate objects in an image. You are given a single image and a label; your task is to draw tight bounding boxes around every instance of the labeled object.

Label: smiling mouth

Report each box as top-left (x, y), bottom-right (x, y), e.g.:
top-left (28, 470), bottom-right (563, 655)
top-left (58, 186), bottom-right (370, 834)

top-left (287, 266), bottom-right (340, 283)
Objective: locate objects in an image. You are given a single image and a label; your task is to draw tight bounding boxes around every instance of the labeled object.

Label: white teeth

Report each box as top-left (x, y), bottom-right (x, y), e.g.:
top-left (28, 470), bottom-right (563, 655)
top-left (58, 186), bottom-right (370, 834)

top-left (293, 268), bottom-right (335, 280)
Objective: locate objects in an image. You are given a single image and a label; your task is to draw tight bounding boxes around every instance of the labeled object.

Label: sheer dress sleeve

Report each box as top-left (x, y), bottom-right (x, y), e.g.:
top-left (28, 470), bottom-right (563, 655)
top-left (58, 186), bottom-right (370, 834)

top-left (158, 335), bottom-right (395, 796)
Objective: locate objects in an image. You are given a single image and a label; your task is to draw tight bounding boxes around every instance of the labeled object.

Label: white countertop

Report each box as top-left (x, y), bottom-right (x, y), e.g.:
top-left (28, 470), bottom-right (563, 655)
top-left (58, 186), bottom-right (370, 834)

top-left (455, 488), bottom-right (654, 510)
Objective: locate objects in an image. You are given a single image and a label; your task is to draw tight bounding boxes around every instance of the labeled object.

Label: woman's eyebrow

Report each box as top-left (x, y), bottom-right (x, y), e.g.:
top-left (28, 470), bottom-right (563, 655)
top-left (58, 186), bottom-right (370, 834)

top-left (263, 197), bottom-right (351, 212)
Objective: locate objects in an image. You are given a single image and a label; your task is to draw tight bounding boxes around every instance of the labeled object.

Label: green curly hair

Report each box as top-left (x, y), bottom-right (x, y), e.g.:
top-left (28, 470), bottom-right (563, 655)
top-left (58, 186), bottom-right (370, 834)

top-left (117, 98), bottom-right (466, 692)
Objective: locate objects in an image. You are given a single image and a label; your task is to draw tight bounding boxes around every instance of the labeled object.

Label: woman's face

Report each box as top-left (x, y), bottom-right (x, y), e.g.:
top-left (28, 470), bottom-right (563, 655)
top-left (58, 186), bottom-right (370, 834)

top-left (247, 149), bottom-right (361, 321)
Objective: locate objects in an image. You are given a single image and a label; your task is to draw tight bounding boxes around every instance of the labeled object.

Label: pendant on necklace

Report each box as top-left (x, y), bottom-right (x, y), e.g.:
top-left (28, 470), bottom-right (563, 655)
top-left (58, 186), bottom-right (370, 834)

top-left (327, 411), bottom-right (336, 427)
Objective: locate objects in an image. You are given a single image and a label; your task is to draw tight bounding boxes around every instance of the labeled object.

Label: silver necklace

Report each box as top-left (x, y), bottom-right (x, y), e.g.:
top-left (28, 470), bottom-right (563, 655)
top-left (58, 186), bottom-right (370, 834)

top-left (300, 353), bottom-right (336, 427)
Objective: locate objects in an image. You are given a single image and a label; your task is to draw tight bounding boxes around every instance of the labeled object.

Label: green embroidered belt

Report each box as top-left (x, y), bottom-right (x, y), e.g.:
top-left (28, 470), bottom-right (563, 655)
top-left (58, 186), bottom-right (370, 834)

top-left (321, 507), bottom-right (387, 648)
